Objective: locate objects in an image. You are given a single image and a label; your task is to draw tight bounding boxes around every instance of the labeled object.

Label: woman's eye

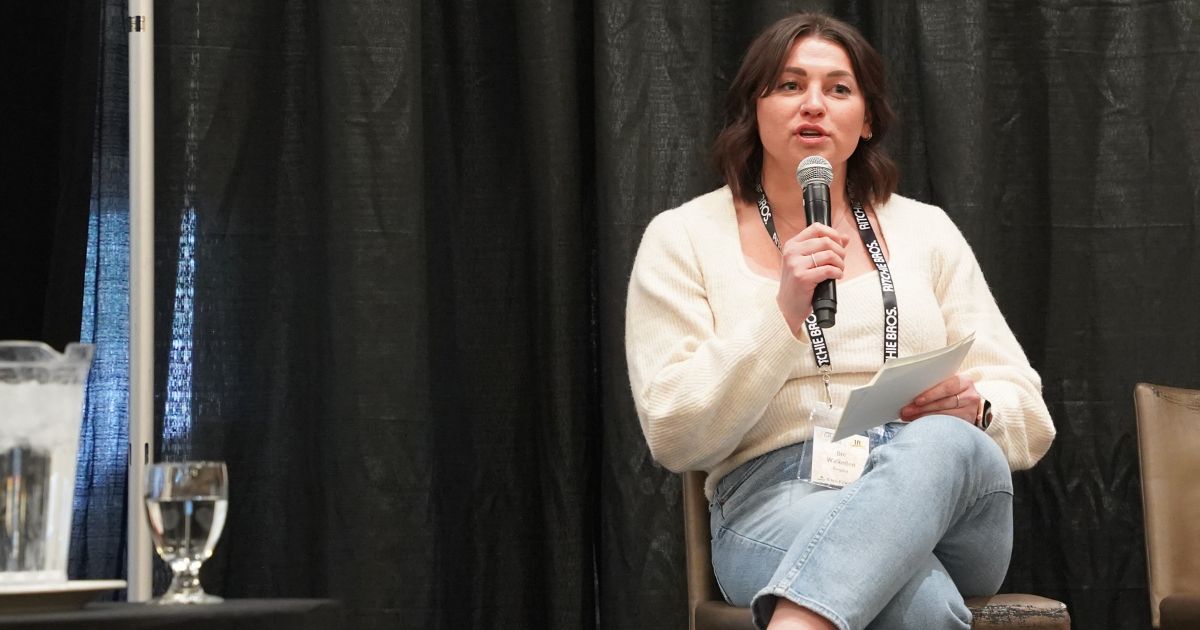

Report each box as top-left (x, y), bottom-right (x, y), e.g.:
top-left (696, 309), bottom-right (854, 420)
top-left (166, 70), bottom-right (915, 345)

top-left (832, 83), bottom-right (853, 95)
top-left (778, 81), bottom-right (799, 92)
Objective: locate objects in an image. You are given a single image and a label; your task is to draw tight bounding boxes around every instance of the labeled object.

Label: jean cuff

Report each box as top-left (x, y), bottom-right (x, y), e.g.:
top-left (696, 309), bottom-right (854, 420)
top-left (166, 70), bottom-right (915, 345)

top-left (750, 588), bottom-right (850, 630)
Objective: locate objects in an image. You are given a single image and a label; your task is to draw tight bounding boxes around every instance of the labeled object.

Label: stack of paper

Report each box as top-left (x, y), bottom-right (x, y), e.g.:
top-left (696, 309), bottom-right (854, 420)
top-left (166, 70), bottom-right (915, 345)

top-left (832, 333), bottom-right (976, 441)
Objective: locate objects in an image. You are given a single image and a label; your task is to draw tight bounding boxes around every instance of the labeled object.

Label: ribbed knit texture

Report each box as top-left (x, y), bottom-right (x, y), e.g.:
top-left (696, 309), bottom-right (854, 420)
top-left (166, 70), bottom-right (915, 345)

top-left (625, 187), bottom-right (1056, 498)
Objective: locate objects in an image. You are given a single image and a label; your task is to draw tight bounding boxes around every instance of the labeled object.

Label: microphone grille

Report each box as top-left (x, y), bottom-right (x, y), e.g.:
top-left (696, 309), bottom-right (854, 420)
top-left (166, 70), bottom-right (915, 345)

top-left (796, 156), bottom-right (834, 188)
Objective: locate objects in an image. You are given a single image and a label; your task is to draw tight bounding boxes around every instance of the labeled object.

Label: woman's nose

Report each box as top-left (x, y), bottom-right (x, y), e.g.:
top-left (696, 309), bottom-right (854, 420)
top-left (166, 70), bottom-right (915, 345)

top-left (800, 89), bottom-right (825, 117)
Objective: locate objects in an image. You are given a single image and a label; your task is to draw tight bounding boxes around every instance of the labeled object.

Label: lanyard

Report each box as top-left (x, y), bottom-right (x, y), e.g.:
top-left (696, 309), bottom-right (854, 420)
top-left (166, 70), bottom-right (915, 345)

top-left (755, 188), bottom-right (900, 402)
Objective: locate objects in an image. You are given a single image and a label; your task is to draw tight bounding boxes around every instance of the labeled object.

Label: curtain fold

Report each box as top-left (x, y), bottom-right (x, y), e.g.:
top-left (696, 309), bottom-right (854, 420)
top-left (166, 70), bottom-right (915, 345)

top-left (66, 0), bottom-right (1200, 628)
top-left (70, 0), bottom-right (132, 586)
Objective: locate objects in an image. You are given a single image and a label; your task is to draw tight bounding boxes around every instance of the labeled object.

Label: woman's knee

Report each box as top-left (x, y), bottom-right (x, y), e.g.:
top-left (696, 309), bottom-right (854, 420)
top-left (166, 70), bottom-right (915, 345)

top-left (895, 415), bottom-right (1010, 485)
top-left (902, 414), bottom-right (981, 450)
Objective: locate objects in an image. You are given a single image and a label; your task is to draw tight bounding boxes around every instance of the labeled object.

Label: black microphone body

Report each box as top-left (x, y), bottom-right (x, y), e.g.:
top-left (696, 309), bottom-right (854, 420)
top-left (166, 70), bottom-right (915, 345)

top-left (800, 164), bottom-right (837, 328)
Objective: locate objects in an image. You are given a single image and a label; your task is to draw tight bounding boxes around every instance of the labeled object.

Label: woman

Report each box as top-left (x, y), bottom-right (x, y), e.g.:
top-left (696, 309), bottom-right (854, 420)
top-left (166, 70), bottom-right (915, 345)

top-left (624, 13), bottom-right (1055, 630)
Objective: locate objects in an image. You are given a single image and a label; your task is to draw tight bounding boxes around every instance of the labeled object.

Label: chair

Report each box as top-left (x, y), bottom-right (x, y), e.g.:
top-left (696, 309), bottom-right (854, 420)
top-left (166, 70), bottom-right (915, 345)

top-left (1134, 383), bottom-right (1200, 629)
top-left (682, 470), bottom-right (1070, 629)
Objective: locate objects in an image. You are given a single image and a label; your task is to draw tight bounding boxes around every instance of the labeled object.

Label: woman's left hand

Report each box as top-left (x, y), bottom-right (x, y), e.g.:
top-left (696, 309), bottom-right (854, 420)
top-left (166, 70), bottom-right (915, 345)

top-left (899, 374), bottom-right (979, 424)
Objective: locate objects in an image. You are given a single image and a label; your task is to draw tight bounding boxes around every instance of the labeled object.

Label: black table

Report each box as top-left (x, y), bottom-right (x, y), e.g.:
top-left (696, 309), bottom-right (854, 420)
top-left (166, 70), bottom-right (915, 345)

top-left (0, 599), bottom-right (344, 629)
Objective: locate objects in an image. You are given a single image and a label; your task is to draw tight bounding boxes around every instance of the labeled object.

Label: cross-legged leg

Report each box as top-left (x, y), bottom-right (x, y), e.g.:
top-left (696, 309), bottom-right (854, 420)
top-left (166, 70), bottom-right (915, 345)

top-left (711, 415), bottom-right (1013, 630)
top-left (865, 554), bottom-right (971, 630)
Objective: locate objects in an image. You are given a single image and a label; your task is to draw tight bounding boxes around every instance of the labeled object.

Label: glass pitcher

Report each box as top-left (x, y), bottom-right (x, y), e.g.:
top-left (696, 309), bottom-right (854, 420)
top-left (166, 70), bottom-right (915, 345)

top-left (0, 341), bottom-right (94, 585)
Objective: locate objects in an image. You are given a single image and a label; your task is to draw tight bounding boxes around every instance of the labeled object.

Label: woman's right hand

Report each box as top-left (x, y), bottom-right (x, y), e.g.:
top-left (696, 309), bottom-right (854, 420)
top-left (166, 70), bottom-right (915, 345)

top-left (776, 223), bottom-right (848, 337)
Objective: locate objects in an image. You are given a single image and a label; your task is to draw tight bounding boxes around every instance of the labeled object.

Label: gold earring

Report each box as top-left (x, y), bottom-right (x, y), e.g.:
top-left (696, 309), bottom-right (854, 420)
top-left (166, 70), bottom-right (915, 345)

top-left (864, 132), bottom-right (873, 141)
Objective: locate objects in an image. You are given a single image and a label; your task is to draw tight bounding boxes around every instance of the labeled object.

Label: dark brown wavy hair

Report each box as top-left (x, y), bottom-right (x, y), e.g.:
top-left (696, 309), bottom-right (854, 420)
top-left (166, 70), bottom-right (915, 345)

top-left (712, 13), bottom-right (897, 208)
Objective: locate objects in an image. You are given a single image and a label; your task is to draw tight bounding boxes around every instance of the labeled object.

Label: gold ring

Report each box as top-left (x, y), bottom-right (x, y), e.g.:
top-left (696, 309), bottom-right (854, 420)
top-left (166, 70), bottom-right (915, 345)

top-left (810, 253), bottom-right (818, 269)
top-left (954, 394), bottom-right (960, 408)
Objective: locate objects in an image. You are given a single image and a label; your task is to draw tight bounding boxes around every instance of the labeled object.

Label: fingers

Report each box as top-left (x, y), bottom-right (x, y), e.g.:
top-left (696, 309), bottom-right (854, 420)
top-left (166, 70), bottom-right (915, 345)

top-left (797, 222), bottom-right (850, 248)
top-left (774, 224), bottom-right (850, 336)
top-left (781, 248), bottom-right (844, 279)
top-left (780, 227), bottom-right (847, 277)
top-left (913, 375), bottom-right (973, 406)
top-left (782, 224), bottom-right (849, 259)
top-left (899, 374), bottom-right (979, 423)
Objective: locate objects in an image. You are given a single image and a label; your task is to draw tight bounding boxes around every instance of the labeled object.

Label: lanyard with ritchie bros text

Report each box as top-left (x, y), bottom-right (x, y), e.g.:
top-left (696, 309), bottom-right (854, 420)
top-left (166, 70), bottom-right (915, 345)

top-left (755, 187), bottom-right (900, 404)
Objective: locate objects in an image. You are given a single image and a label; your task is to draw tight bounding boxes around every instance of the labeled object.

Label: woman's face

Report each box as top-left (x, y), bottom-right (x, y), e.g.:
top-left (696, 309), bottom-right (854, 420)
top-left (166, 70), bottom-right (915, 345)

top-left (756, 36), bottom-right (870, 184)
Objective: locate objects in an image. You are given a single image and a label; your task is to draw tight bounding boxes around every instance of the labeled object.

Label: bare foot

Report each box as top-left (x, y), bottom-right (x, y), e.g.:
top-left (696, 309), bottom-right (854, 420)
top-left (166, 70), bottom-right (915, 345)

top-left (767, 598), bottom-right (837, 630)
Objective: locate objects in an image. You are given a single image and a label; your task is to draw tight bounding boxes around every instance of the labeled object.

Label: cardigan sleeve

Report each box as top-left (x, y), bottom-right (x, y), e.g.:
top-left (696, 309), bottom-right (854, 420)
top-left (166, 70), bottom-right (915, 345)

top-left (931, 218), bottom-right (1056, 470)
top-left (624, 210), bottom-right (807, 472)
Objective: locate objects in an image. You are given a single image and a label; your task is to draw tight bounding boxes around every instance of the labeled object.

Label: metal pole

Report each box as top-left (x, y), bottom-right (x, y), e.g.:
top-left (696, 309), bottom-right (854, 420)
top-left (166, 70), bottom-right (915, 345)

top-left (127, 0), bottom-right (154, 603)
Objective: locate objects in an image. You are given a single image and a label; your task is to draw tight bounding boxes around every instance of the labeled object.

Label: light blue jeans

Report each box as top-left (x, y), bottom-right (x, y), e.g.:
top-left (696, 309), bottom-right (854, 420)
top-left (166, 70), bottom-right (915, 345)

top-left (709, 415), bottom-right (1014, 630)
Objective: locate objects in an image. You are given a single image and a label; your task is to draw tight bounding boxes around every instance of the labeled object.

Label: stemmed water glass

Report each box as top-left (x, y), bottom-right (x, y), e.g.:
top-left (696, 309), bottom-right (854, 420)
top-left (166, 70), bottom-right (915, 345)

top-left (144, 461), bottom-right (228, 604)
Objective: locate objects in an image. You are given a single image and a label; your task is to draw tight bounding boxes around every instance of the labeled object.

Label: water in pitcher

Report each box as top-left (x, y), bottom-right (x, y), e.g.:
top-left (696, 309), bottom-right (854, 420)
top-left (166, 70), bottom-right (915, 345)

top-left (0, 381), bottom-right (89, 583)
top-left (1, 444), bottom-right (51, 572)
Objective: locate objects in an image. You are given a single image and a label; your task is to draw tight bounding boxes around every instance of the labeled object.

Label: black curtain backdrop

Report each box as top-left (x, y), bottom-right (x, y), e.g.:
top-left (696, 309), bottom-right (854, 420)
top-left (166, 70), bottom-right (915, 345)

top-left (1, 2), bottom-right (96, 349)
top-left (13, 1), bottom-right (1200, 629)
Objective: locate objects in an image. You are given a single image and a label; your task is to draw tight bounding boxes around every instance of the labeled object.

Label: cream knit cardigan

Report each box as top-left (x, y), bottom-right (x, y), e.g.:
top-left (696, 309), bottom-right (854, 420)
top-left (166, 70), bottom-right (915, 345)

top-left (625, 187), bottom-right (1056, 498)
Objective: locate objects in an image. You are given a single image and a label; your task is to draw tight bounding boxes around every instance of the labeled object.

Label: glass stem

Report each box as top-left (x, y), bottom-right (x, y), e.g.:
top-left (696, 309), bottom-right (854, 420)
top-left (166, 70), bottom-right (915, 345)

top-left (168, 565), bottom-right (203, 596)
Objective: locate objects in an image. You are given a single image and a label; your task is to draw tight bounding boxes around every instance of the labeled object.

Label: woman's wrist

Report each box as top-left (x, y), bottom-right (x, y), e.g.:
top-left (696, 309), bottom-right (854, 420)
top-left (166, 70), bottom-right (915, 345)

top-left (776, 299), bottom-right (812, 339)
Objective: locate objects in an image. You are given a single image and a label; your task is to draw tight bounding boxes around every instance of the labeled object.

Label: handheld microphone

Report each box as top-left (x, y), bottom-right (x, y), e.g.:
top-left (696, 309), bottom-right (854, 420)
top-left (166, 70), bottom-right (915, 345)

top-left (796, 156), bottom-right (836, 328)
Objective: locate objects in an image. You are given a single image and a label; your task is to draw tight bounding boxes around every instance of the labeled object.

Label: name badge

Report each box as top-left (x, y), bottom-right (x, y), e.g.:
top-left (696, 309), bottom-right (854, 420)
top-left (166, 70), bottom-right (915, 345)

top-left (809, 406), bottom-right (869, 488)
